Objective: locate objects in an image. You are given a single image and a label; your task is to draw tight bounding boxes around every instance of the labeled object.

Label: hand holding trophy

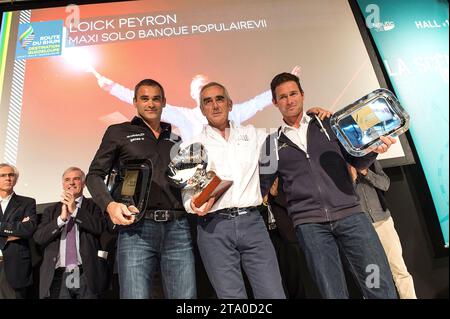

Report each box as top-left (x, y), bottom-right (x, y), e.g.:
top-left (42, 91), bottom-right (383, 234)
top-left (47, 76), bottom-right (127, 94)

top-left (166, 143), bottom-right (232, 213)
top-left (107, 159), bottom-right (153, 227)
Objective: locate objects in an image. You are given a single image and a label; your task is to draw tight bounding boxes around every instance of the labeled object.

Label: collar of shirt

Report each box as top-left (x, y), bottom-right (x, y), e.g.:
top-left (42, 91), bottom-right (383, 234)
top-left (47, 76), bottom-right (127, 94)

top-left (192, 120), bottom-right (263, 210)
top-left (71, 196), bottom-right (83, 218)
top-left (0, 192), bottom-right (13, 202)
top-left (75, 196), bottom-right (83, 206)
top-left (131, 116), bottom-right (173, 138)
top-left (0, 192), bottom-right (14, 210)
top-left (280, 112), bottom-right (311, 153)
top-left (202, 120), bottom-right (239, 140)
top-left (281, 112), bottom-right (311, 133)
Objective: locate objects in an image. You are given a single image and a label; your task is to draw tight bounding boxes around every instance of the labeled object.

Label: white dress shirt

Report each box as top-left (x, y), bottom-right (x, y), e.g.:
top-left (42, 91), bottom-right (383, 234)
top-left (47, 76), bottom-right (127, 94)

top-left (280, 112), bottom-right (311, 155)
top-left (56, 196), bottom-right (83, 269)
top-left (0, 193), bottom-right (13, 215)
top-left (182, 121), bottom-right (267, 214)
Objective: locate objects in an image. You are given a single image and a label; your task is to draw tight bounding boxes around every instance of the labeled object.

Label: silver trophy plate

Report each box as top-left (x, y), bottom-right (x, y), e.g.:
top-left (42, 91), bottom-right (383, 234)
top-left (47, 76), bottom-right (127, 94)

top-left (330, 88), bottom-right (409, 157)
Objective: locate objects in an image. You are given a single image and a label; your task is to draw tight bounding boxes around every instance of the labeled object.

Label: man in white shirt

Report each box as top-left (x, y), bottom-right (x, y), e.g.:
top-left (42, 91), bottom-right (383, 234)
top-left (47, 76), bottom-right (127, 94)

top-left (181, 82), bottom-right (286, 299)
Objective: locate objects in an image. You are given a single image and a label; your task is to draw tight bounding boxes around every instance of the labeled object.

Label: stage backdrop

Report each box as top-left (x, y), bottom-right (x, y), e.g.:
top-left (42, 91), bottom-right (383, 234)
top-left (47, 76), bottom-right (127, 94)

top-left (357, 0), bottom-right (449, 247)
top-left (1, 0), bottom-right (403, 204)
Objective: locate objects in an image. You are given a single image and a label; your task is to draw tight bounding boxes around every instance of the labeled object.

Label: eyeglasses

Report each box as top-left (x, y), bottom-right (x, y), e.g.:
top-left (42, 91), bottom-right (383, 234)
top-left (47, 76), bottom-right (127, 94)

top-left (0, 173), bottom-right (16, 178)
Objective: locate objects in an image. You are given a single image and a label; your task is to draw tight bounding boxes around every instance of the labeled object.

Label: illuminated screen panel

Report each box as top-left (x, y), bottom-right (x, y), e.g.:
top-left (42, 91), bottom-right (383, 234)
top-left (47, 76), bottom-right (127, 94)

top-left (1, 0), bottom-right (388, 204)
top-left (357, 0), bottom-right (449, 247)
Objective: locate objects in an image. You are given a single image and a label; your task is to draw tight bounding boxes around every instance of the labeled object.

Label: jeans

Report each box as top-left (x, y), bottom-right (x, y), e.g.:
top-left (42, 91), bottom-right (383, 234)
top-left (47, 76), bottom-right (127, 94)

top-left (197, 208), bottom-right (286, 299)
top-left (295, 212), bottom-right (397, 299)
top-left (117, 217), bottom-right (196, 299)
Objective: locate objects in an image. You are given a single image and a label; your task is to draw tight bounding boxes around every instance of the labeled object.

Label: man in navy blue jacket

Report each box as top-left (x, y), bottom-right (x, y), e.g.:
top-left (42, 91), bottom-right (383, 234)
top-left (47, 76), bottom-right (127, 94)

top-left (260, 72), bottom-right (397, 299)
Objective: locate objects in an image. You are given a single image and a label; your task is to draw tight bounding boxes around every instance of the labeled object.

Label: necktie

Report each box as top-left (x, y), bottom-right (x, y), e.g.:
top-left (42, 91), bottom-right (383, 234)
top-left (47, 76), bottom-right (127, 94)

top-left (65, 216), bottom-right (77, 268)
top-left (0, 200), bottom-right (3, 220)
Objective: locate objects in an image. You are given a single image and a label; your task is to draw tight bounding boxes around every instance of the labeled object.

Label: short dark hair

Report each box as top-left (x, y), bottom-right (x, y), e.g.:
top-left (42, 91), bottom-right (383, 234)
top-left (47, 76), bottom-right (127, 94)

top-left (270, 72), bottom-right (304, 101)
top-left (134, 79), bottom-right (165, 101)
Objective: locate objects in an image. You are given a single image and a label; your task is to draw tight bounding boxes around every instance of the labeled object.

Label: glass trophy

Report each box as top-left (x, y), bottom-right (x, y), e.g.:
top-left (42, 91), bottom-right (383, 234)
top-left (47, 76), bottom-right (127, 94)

top-left (108, 159), bottom-right (153, 224)
top-left (166, 143), bottom-right (232, 208)
top-left (330, 88), bottom-right (409, 157)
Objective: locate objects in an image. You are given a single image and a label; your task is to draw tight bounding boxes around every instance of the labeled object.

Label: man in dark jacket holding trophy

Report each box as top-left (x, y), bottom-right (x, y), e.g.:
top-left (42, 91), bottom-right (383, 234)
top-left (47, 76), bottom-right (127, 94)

top-left (86, 79), bottom-right (196, 299)
top-left (260, 72), bottom-right (398, 299)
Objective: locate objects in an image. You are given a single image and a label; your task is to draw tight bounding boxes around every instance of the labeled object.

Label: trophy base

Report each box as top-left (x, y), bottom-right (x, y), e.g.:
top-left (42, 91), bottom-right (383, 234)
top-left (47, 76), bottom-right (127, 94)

top-left (193, 175), bottom-right (232, 208)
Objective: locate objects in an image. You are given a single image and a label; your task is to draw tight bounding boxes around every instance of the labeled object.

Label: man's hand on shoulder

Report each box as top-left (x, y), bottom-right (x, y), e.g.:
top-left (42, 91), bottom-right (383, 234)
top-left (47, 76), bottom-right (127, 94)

top-left (307, 107), bottom-right (332, 121)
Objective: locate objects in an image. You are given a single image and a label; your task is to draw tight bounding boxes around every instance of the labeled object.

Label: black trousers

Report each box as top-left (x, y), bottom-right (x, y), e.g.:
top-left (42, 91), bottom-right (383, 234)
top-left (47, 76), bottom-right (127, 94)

top-left (47, 266), bottom-right (98, 299)
top-left (0, 261), bottom-right (27, 299)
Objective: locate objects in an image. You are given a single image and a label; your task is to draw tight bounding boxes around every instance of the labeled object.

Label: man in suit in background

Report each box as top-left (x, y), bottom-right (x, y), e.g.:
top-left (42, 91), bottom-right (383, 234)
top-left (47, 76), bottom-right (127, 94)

top-left (33, 167), bottom-right (108, 299)
top-left (0, 163), bottom-right (37, 299)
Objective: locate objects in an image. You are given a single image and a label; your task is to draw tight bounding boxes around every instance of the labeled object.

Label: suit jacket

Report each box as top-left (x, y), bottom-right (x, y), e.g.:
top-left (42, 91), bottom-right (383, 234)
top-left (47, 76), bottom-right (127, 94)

top-left (0, 194), bottom-right (37, 289)
top-left (33, 197), bottom-right (108, 298)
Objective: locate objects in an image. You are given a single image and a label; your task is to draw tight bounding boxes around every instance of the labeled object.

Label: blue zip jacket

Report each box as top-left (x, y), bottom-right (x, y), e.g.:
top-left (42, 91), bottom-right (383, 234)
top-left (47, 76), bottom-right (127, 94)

top-left (260, 116), bottom-right (377, 227)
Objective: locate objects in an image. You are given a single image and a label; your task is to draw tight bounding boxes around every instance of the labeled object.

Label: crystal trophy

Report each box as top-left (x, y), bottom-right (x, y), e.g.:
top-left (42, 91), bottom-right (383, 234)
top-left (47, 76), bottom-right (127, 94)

top-left (166, 143), bottom-right (232, 208)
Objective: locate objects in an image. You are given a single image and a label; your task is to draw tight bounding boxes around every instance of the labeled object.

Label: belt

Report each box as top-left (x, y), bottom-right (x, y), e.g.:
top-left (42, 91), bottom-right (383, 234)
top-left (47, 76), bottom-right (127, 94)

top-left (144, 209), bottom-right (186, 222)
top-left (214, 206), bottom-right (257, 219)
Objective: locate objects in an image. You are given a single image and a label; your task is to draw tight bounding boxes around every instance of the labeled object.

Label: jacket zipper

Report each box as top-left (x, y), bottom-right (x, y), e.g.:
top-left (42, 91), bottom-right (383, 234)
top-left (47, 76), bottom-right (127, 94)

top-left (279, 122), bottom-right (331, 222)
top-left (305, 152), bottom-right (330, 223)
top-left (305, 123), bottom-right (330, 222)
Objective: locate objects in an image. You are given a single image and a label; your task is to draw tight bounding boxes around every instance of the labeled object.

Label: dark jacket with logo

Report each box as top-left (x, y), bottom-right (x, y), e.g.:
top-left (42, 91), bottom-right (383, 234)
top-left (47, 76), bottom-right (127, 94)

top-left (260, 116), bottom-right (377, 227)
top-left (86, 117), bottom-right (184, 213)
